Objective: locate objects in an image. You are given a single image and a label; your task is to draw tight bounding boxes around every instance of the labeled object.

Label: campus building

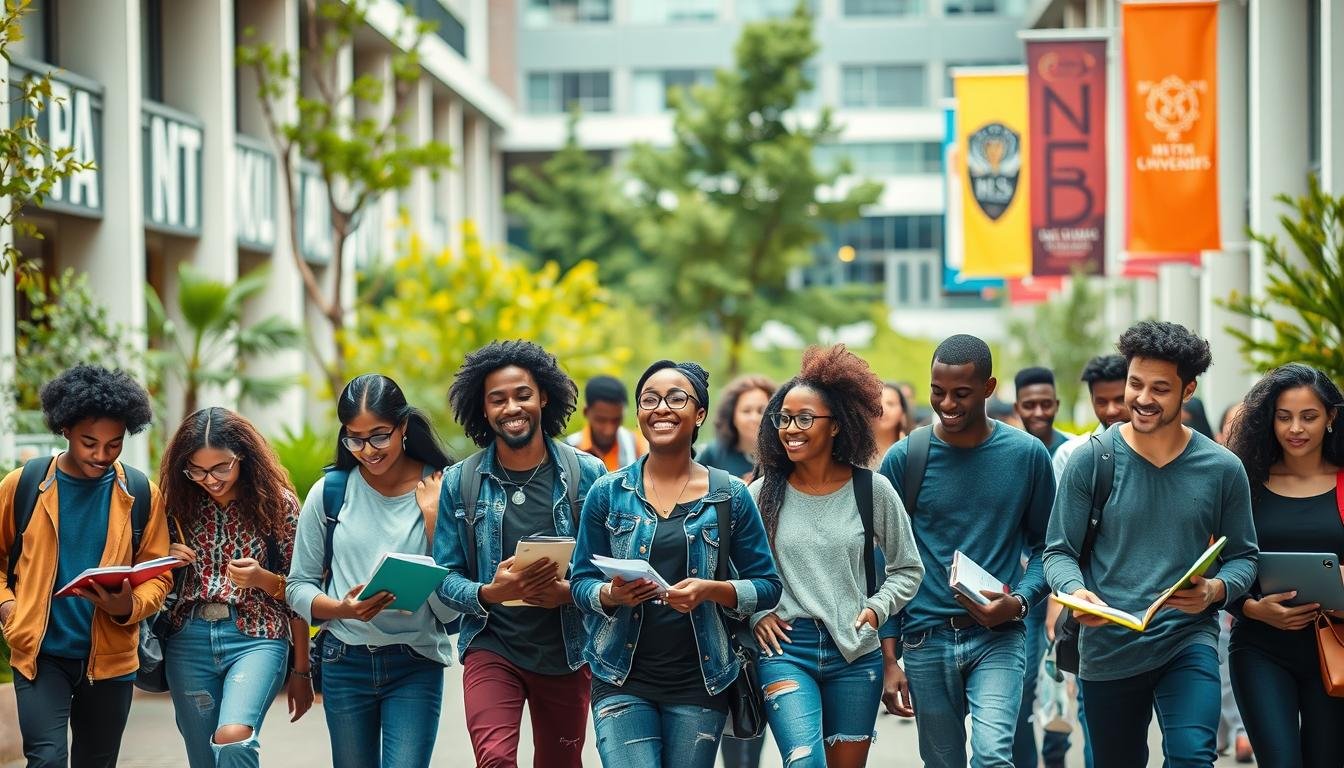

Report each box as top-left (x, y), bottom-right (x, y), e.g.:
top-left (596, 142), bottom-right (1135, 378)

top-left (504, 0), bottom-right (1030, 337)
top-left (1028, 0), bottom-right (1344, 418)
top-left (0, 0), bottom-right (514, 464)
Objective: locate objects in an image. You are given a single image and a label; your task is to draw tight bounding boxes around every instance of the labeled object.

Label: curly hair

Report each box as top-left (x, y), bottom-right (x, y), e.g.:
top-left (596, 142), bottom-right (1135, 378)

top-left (1226, 363), bottom-right (1344, 486)
top-left (712, 375), bottom-right (777, 449)
top-left (449, 341), bottom-right (578, 448)
top-left (755, 345), bottom-right (883, 540)
top-left (1080, 354), bottom-right (1127, 390)
top-left (159, 407), bottom-right (295, 539)
top-left (39, 365), bottom-right (153, 435)
top-left (336, 374), bottom-right (452, 470)
top-left (1116, 320), bottom-right (1211, 386)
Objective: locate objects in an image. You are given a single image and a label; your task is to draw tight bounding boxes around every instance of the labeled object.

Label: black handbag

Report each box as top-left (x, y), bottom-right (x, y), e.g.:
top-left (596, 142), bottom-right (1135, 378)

top-left (1053, 431), bottom-right (1114, 676)
top-left (709, 468), bottom-right (767, 739)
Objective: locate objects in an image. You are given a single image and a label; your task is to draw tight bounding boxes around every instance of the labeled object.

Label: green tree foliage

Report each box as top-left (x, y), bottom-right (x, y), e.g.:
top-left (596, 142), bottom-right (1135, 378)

top-left (621, 7), bottom-right (883, 375)
top-left (146, 264), bottom-right (302, 418)
top-left (270, 423), bottom-right (334, 494)
top-left (0, 0), bottom-right (96, 275)
top-left (346, 225), bottom-right (632, 454)
top-left (1221, 176), bottom-right (1344, 382)
top-left (1006, 273), bottom-right (1108, 418)
top-left (505, 113), bottom-right (641, 283)
top-left (237, 0), bottom-right (453, 396)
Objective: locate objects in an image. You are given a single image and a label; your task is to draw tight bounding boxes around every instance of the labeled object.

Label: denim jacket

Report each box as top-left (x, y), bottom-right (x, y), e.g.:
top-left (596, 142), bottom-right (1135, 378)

top-left (432, 438), bottom-right (606, 669)
top-left (569, 458), bottom-right (782, 695)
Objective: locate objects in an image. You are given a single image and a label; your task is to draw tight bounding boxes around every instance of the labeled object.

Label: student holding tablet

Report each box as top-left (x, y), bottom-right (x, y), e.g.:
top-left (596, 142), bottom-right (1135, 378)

top-left (1226, 363), bottom-right (1344, 767)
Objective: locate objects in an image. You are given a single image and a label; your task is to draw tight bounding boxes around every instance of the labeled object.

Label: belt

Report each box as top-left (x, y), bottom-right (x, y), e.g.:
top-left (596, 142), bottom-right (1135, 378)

top-left (193, 602), bottom-right (232, 621)
top-left (947, 614), bottom-right (978, 630)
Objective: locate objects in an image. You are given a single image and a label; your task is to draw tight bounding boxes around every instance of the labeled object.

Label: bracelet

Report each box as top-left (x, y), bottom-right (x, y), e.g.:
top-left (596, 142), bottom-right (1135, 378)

top-left (1011, 593), bottom-right (1029, 621)
top-left (271, 574), bottom-right (287, 600)
top-left (290, 668), bottom-right (312, 680)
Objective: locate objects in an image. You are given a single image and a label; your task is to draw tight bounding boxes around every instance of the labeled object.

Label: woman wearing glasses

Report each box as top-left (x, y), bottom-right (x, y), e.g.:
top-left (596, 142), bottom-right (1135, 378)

top-left (285, 375), bottom-right (456, 768)
top-left (159, 407), bottom-right (313, 767)
top-left (751, 346), bottom-right (923, 768)
top-left (570, 360), bottom-right (782, 768)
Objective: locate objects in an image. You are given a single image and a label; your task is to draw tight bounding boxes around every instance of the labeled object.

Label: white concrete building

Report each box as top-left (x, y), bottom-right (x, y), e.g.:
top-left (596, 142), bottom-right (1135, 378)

top-left (1, 0), bottom-right (514, 465)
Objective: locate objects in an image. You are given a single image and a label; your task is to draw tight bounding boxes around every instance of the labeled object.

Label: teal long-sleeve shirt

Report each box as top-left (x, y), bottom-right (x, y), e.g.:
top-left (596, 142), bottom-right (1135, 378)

top-left (1043, 426), bottom-right (1258, 681)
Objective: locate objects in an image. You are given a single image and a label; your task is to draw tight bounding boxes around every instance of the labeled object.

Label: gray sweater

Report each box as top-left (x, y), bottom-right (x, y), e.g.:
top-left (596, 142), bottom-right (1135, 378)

top-left (286, 470), bottom-right (458, 666)
top-left (749, 474), bottom-right (924, 662)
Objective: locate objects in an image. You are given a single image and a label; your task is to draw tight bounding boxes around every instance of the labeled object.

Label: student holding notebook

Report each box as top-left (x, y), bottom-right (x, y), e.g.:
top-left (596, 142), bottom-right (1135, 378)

top-left (1044, 322), bottom-right (1259, 768)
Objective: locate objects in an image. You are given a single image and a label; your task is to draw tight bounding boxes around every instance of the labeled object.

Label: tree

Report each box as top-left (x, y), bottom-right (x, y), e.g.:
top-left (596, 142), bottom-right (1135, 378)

top-left (346, 224), bottom-right (632, 454)
top-left (1006, 273), bottom-right (1108, 418)
top-left (146, 263), bottom-right (302, 418)
top-left (1221, 175), bottom-right (1344, 383)
top-left (622, 7), bottom-right (882, 375)
top-left (236, 0), bottom-right (452, 397)
top-left (0, 0), bottom-right (96, 275)
top-left (505, 113), bottom-right (641, 283)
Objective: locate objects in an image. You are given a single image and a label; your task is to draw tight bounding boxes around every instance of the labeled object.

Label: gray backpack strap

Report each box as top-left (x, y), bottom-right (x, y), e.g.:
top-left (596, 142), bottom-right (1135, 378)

top-left (902, 425), bottom-right (933, 514)
top-left (556, 441), bottom-right (583, 525)
top-left (459, 452), bottom-right (486, 581)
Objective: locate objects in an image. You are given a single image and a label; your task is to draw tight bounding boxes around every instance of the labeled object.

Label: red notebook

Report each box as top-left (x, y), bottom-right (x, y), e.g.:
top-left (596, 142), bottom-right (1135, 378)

top-left (53, 556), bottom-right (181, 598)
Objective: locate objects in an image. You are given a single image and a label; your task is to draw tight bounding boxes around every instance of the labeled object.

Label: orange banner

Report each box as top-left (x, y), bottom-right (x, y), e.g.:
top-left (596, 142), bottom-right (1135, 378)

top-left (1123, 1), bottom-right (1220, 253)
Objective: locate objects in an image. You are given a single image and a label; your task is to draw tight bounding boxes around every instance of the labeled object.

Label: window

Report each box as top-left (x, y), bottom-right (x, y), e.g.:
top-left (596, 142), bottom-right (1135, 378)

top-left (523, 0), bottom-right (611, 27)
top-left (141, 0), bottom-right (164, 101)
top-left (841, 65), bottom-right (925, 108)
top-left (945, 0), bottom-right (1027, 15)
top-left (630, 0), bottom-right (719, 23)
top-left (844, 0), bottom-right (923, 17)
top-left (896, 262), bottom-right (910, 304)
top-left (738, 0), bottom-right (817, 20)
top-left (632, 69), bottom-right (714, 113)
top-left (918, 261), bottom-right (932, 302)
top-left (796, 63), bottom-right (820, 109)
top-left (526, 71), bottom-right (612, 113)
top-left (403, 0), bottom-right (467, 56)
top-left (1307, 0), bottom-right (1320, 171)
top-left (815, 142), bottom-right (942, 175)
top-left (10, 0), bottom-right (55, 63)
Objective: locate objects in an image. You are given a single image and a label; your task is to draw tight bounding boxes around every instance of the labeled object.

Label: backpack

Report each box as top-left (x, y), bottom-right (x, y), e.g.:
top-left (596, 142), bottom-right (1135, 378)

top-left (1053, 429), bottom-right (1115, 675)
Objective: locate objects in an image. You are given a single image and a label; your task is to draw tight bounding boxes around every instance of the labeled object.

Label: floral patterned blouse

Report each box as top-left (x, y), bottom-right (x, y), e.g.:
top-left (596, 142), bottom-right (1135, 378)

top-left (168, 492), bottom-right (301, 640)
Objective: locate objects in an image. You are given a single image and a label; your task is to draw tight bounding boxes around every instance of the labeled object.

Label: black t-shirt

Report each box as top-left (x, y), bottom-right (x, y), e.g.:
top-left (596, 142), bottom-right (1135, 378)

top-left (468, 460), bottom-right (572, 676)
top-left (592, 499), bottom-right (728, 710)
top-left (698, 442), bottom-right (754, 481)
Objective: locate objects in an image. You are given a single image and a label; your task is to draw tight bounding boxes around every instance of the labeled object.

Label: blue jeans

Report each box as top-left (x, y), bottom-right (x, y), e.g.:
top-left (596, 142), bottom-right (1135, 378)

top-left (1080, 643), bottom-right (1219, 768)
top-left (319, 635), bottom-right (446, 768)
top-left (591, 693), bottom-right (726, 768)
top-left (757, 618), bottom-right (883, 767)
top-left (902, 624), bottom-right (1026, 768)
top-left (164, 612), bottom-right (288, 768)
top-left (1014, 603), bottom-right (1072, 767)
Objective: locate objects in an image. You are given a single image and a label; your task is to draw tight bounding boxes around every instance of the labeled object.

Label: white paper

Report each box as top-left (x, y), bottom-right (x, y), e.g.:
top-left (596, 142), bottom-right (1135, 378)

top-left (591, 555), bottom-right (673, 593)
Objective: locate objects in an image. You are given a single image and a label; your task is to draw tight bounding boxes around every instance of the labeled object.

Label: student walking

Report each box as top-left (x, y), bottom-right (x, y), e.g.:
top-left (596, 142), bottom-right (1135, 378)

top-left (1224, 363), bottom-right (1344, 767)
top-left (1013, 367), bottom-right (1071, 456)
top-left (286, 375), bottom-right (456, 768)
top-left (878, 335), bottom-right (1057, 768)
top-left (158, 407), bottom-right (313, 767)
top-left (751, 346), bottom-right (923, 768)
top-left (0, 365), bottom-right (171, 768)
top-left (1045, 321), bottom-right (1259, 768)
top-left (567, 375), bottom-right (648, 471)
top-left (698, 374), bottom-right (776, 482)
top-left (434, 340), bottom-right (606, 768)
top-left (570, 360), bottom-right (782, 768)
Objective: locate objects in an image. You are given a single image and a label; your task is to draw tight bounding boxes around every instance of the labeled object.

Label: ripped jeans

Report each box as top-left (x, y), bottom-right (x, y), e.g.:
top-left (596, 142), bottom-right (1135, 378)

top-left (757, 618), bottom-right (883, 767)
top-left (164, 610), bottom-right (288, 768)
top-left (591, 693), bottom-right (726, 768)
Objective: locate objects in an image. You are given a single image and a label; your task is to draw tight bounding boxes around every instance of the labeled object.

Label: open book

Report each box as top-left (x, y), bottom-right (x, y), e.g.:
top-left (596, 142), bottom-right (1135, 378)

top-left (949, 550), bottom-right (1008, 606)
top-left (54, 556), bottom-right (181, 598)
top-left (357, 553), bottom-right (449, 612)
top-left (1053, 536), bottom-right (1227, 632)
top-left (502, 535), bottom-right (576, 607)
top-left (591, 555), bottom-right (673, 595)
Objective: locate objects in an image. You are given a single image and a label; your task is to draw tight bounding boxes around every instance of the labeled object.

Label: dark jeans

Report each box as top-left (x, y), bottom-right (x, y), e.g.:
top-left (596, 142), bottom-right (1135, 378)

top-left (14, 655), bottom-right (134, 768)
top-left (719, 732), bottom-right (766, 768)
top-left (1229, 621), bottom-right (1344, 768)
top-left (1080, 643), bottom-right (1220, 768)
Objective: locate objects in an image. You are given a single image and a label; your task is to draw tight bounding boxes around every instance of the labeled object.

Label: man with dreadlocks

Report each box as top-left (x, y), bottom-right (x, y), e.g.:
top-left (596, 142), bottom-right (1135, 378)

top-left (432, 341), bottom-right (606, 768)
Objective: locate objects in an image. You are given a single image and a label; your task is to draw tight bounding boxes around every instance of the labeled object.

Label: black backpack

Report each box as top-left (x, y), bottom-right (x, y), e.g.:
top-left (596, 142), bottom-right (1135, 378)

top-left (1053, 429), bottom-right (1115, 675)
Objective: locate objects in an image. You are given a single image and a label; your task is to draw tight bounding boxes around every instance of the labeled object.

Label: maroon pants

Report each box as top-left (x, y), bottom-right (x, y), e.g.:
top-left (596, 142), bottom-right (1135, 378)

top-left (462, 649), bottom-right (591, 768)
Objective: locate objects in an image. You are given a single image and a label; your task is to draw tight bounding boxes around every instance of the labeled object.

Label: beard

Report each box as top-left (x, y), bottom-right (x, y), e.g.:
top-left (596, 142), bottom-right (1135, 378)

top-left (496, 419), bottom-right (537, 449)
top-left (1128, 403), bottom-right (1179, 433)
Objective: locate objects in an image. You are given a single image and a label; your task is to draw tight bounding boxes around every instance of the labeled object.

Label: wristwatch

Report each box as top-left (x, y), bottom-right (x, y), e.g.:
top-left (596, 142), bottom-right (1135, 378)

top-left (290, 668), bottom-right (313, 680)
top-left (1010, 593), bottom-right (1029, 621)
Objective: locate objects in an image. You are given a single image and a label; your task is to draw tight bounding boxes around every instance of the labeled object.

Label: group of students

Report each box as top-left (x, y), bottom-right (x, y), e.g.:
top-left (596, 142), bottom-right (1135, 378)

top-left (0, 318), bottom-right (1341, 768)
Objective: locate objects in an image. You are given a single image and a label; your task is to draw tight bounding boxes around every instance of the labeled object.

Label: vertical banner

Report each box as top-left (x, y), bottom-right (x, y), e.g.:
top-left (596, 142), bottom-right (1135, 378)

top-left (1123, 1), bottom-right (1220, 253)
top-left (957, 69), bottom-right (1031, 279)
top-left (1008, 275), bottom-right (1066, 304)
top-left (942, 103), bottom-right (1004, 295)
top-left (1025, 34), bottom-right (1108, 276)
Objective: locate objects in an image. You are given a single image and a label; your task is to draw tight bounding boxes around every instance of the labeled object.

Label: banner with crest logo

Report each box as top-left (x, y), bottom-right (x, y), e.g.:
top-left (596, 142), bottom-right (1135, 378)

top-left (955, 69), bottom-right (1031, 279)
top-left (1123, 1), bottom-right (1220, 253)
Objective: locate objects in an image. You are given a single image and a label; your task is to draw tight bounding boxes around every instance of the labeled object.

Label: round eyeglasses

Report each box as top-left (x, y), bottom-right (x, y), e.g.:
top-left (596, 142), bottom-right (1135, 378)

top-left (340, 431), bottom-right (395, 452)
top-left (768, 412), bottom-right (834, 430)
top-left (637, 389), bottom-right (699, 411)
top-left (183, 457), bottom-right (239, 483)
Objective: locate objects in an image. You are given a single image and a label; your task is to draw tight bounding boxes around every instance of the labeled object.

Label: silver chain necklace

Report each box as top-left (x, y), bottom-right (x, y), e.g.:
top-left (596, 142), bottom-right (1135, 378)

top-left (499, 462), bottom-right (545, 506)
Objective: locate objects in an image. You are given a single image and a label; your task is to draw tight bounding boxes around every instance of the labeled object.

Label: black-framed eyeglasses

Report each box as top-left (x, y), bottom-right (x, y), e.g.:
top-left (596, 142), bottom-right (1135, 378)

top-left (340, 431), bottom-right (395, 452)
top-left (637, 389), bottom-right (699, 411)
top-left (183, 457), bottom-right (239, 483)
top-left (769, 412), bottom-right (834, 430)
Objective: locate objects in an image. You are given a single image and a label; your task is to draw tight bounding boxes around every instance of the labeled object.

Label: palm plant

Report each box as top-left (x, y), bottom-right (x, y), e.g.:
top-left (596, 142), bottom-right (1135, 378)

top-left (147, 264), bottom-right (303, 417)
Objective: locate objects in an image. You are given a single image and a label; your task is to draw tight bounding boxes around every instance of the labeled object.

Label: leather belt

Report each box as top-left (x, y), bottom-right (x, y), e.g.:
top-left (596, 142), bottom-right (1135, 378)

top-left (947, 614), bottom-right (978, 630)
top-left (194, 603), bottom-right (231, 621)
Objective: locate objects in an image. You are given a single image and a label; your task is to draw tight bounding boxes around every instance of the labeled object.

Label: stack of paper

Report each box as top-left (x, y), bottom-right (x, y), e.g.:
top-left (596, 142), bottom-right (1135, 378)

top-left (503, 535), bottom-right (576, 607)
top-left (949, 550), bottom-right (1008, 606)
top-left (590, 555), bottom-right (673, 594)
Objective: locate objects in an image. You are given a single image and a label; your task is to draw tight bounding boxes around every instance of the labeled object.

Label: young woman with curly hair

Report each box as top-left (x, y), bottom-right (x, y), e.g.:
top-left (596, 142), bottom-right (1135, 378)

top-left (158, 407), bottom-right (313, 767)
top-left (1224, 363), bottom-right (1344, 767)
top-left (751, 345), bottom-right (924, 768)
top-left (699, 374), bottom-right (776, 482)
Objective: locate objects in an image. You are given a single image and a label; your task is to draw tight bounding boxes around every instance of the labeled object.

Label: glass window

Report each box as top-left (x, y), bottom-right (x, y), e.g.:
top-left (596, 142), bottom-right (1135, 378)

top-left (738, 0), bottom-right (817, 20)
top-left (526, 71), bottom-right (612, 113)
top-left (141, 0), bottom-right (164, 101)
top-left (630, 0), bottom-right (719, 22)
top-left (897, 262), bottom-right (910, 304)
top-left (945, 0), bottom-right (1025, 14)
top-left (844, 0), bottom-right (923, 16)
top-left (841, 65), bottom-right (925, 108)
top-left (918, 260), bottom-right (932, 302)
top-left (11, 0), bottom-right (52, 62)
top-left (1307, 0), bottom-right (1320, 170)
top-left (815, 142), bottom-right (942, 175)
top-left (796, 63), bottom-right (820, 109)
top-left (524, 0), bottom-right (611, 27)
top-left (632, 69), bottom-right (713, 113)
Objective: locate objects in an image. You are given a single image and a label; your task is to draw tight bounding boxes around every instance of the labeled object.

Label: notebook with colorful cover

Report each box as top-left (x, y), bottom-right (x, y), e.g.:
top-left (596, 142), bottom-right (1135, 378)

top-left (356, 553), bottom-right (450, 612)
top-left (53, 556), bottom-right (182, 598)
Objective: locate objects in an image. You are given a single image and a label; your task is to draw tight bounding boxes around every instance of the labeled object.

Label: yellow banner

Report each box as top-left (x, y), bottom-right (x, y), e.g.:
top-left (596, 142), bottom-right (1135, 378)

top-left (956, 70), bottom-right (1031, 279)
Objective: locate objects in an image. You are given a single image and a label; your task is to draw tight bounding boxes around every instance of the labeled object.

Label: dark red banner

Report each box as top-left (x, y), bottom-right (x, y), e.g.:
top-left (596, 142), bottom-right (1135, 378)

top-left (1027, 36), bottom-right (1107, 276)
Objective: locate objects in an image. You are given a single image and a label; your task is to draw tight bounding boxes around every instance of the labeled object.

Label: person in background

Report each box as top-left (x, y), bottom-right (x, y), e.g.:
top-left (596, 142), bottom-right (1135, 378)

top-left (988, 397), bottom-right (1024, 430)
top-left (567, 375), bottom-right (648, 471)
top-left (1217, 402), bottom-right (1244, 446)
top-left (699, 374), bottom-right (776, 483)
top-left (1183, 396), bottom-right (1216, 440)
top-left (0, 365), bottom-right (171, 768)
top-left (1214, 397), bottom-right (1252, 762)
top-left (1013, 367), bottom-right (1071, 456)
top-left (1225, 364), bottom-right (1344, 767)
top-left (871, 382), bottom-right (911, 468)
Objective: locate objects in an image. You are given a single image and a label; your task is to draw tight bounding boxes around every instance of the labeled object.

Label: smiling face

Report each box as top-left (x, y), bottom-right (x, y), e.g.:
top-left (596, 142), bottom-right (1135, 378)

top-left (62, 417), bottom-right (127, 479)
top-left (776, 385), bottom-right (838, 465)
top-left (637, 369), bottom-right (704, 452)
top-left (1125, 357), bottom-right (1193, 435)
top-left (1090, 379), bottom-right (1130, 427)
top-left (733, 388), bottom-right (770, 451)
top-left (1273, 385), bottom-right (1335, 461)
top-left (342, 410), bottom-right (405, 477)
top-left (185, 446), bottom-right (242, 502)
top-left (484, 365), bottom-right (548, 451)
top-left (1014, 383), bottom-right (1059, 443)
top-left (930, 361), bottom-right (994, 434)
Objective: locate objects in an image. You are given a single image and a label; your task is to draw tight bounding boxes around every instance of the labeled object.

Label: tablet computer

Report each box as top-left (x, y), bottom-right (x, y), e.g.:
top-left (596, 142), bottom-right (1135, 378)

top-left (1257, 552), bottom-right (1344, 612)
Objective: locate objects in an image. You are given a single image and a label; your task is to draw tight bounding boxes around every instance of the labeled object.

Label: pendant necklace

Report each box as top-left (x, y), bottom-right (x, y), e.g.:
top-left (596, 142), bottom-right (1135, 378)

top-left (501, 461), bottom-right (544, 506)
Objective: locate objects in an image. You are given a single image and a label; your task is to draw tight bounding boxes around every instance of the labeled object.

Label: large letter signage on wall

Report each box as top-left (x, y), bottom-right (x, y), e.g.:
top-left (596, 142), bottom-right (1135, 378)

top-left (8, 59), bottom-right (103, 217)
top-left (142, 102), bottom-right (204, 236)
top-left (235, 135), bottom-right (277, 252)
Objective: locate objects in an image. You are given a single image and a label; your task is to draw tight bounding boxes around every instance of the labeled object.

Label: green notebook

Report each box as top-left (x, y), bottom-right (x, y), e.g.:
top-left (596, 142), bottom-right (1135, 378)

top-left (357, 553), bottom-right (450, 612)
